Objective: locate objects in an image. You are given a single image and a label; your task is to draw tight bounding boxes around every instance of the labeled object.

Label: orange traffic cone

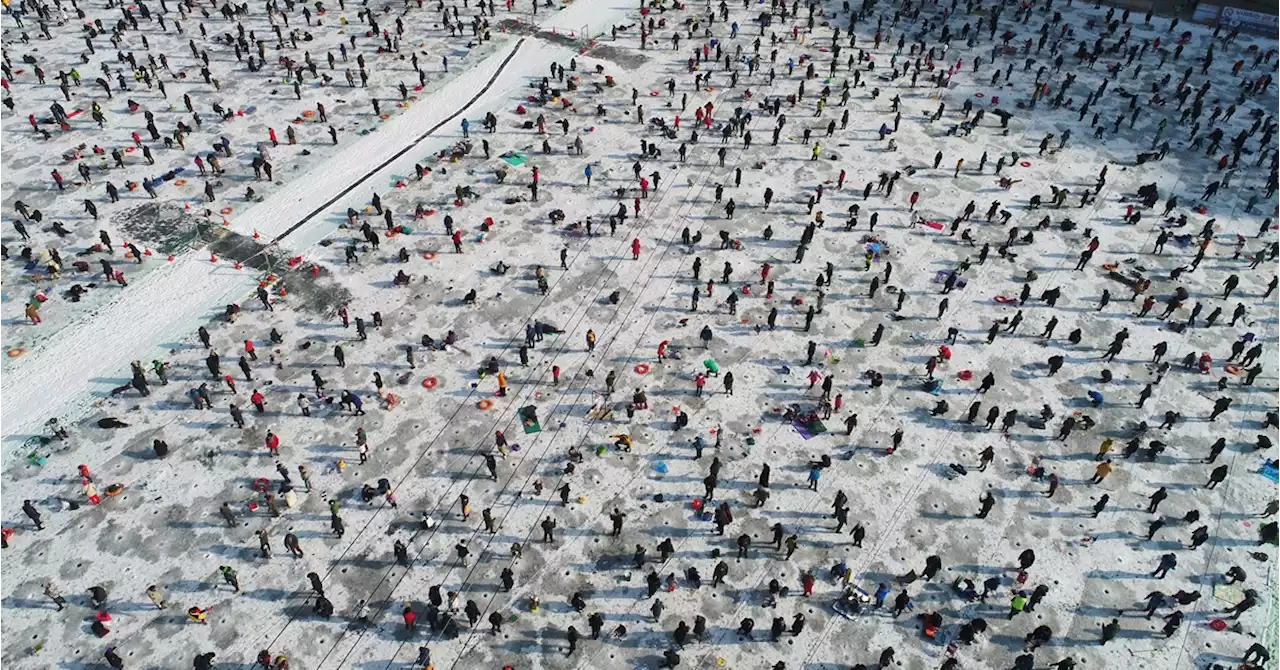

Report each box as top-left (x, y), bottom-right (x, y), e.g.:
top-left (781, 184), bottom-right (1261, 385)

top-left (210, 254), bottom-right (218, 263)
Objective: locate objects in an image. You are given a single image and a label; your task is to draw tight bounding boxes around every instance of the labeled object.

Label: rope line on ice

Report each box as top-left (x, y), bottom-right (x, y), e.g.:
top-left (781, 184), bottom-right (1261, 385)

top-left (265, 38), bottom-right (530, 249)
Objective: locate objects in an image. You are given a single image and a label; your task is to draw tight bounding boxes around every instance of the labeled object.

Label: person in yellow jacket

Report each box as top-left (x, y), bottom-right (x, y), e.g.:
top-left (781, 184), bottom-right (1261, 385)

top-left (1090, 460), bottom-right (1113, 484)
top-left (811, 142), bottom-right (822, 161)
top-left (497, 370), bottom-right (508, 397)
top-left (586, 329), bottom-right (597, 352)
top-left (1096, 437), bottom-right (1115, 460)
top-left (611, 433), bottom-right (632, 452)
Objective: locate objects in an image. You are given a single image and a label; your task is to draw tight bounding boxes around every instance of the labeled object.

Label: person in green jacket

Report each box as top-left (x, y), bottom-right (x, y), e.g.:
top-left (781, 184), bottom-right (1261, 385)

top-left (219, 566), bottom-right (240, 593)
top-left (1008, 593), bottom-right (1028, 619)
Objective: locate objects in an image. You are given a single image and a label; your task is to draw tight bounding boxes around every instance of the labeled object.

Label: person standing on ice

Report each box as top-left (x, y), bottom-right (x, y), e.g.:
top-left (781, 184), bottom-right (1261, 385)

top-left (23, 500), bottom-right (44, 530)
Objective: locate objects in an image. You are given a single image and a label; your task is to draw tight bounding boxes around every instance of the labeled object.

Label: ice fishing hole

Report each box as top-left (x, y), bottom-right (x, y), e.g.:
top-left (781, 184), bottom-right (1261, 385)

top-left (342, 568), bottom-right (348, 573)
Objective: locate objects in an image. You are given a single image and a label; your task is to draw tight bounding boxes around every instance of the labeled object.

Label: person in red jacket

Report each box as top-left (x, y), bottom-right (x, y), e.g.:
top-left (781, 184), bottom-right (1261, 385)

top-left (251, 389), bottom-right (266, 412)
top-left (244, 340), bottom-right (257, 361)
top-left (631, 238), bottom-right (641, 260)
top-left (403, 604), bottom-right (417, 630)
top-left (265, 431), bottom-right (280, 455)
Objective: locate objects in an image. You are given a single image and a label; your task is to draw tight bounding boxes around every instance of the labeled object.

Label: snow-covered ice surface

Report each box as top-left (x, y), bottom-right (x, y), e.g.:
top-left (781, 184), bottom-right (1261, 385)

top-left (0, 35), bottom-right (587, 444)
top-left (2, 0), bottom-right (1278, 667)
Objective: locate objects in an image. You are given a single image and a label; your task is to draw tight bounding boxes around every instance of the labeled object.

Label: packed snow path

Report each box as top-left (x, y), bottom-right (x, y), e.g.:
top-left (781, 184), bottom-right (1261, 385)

top-left (1, 0), bottom-right (1278, 668)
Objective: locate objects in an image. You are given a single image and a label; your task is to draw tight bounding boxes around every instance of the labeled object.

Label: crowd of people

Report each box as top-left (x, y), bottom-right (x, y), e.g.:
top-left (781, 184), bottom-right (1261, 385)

top-left (3, 0), bottom-right (1278, 665)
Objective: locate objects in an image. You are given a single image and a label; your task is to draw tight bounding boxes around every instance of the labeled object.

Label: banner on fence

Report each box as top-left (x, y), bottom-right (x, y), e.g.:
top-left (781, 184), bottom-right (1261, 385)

top-left (1219, 5), bottom-right (1278, 35)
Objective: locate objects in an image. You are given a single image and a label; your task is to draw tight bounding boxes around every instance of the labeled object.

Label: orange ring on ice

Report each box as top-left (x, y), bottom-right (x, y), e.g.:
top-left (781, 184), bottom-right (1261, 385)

top-left (634, 363), bottom-right (651, 374)
top-left (477, 399), bottom-right (495, 410)
top-left (302, 109), bottom-right (316, 118)
top-left (7, 348), bottom-right (25, 358)
top-left (220, 207), bottom-right (234, 215)
top-left (1225, 364), bottom-right (1242, 375)
top-left (423, 251), bottom-right (437, 260)
top-left (423, 377), bottom-right (439, 388)
top-left (974, 92), bottom-right (984, 98)
top-left (174, 179), bottom-right (188, 186)
top-left (379, 113), bottom-right (392, 120)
